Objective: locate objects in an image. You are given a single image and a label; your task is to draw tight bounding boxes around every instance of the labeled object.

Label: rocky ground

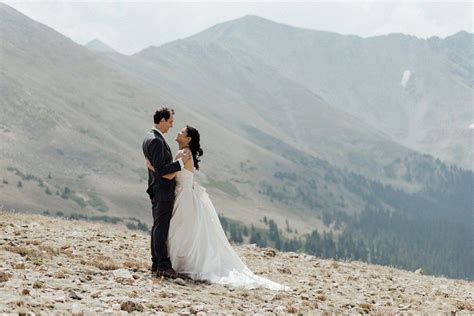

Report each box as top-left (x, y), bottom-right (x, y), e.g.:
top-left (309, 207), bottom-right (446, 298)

top-left (0, 211), bottom-right (473, 315)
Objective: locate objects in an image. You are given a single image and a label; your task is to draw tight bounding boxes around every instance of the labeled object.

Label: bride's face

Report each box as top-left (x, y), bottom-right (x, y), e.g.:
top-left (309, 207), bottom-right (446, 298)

top-left (176, 127), bottom-right (190, 145)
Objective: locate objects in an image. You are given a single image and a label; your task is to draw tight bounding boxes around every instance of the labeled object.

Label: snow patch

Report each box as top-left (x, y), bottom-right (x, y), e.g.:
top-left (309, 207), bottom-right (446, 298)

top-left (401, 70), bottom-right (411, 87)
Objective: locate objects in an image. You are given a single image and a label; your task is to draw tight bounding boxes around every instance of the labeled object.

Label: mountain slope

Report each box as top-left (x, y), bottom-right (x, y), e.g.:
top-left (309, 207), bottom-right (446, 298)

top-left (183, 15), bottom-right (473, 169)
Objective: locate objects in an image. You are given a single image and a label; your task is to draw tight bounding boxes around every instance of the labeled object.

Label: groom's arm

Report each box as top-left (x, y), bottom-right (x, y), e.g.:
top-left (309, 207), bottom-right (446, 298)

top-left (149, 139), bottom-right (182, 177)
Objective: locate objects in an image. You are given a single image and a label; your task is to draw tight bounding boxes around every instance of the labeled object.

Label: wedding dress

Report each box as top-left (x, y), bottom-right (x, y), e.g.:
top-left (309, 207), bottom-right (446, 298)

top-left (167, 168), bottom-right (289, 291)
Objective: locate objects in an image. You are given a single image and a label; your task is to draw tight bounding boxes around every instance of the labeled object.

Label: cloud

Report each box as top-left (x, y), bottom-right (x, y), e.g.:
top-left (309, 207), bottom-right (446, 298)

top-left (367, 1), bottom-right (473, 38)
top-left (4, 1), bottom-right (473, 55)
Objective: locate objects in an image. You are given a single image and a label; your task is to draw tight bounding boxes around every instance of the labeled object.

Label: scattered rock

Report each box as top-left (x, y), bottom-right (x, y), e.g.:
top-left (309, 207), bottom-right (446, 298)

top-left (0, 269), bottom-right (11, 282)
top-left (179, 300), bottom-right (191, 307)
top-left (113, 268), bottom-right (134, 284)
top-left (20, 288), bottom-right (30, 295)
top-left (264, 249), bottom-right (276, 257)
top-left (278, 267), bottom-right (292, 274)
top-left (274, 305), bottom-right (286, 313)
top-left (398, 304), bottom-right (411, 311)
top-left (190, 305), bottom-right (205, 313)
top-left (90, 256), bottom-right (120, 270)
top-left (71, 303), bottom-right (84, 316)
top-left (173, 278), bottom-right (186, 286)
top-left (14, 262), bottom-right (25, 269)
top-left (317, 294), bottom-right (327, 301)
top-left (53, 270), bottom-right (67, 279)
top-left (415, 268), bottom-right (424, 275)
top-left (112, 303), bottom-right (121, 311)
top-left (359, 303), bottom-right (372, 311)
top-left (287, 305), bottom-right (297, 313)
top-left (128, 290), bottom-right (139, 298)
top-left (69, 290), bottom-right (82, 300)
top-left (455, 300), bottom-right (474, 311)
top-left (120, 300), bottom-right (144, 313)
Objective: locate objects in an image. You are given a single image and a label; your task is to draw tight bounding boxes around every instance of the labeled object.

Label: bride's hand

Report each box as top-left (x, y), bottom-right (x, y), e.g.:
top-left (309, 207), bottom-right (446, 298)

top-left (175, 148), bottom-right (191, 161)
top-left (175, 150), bottom-right (184, 160)
top-left (145, 159), bottom-right (155, 172)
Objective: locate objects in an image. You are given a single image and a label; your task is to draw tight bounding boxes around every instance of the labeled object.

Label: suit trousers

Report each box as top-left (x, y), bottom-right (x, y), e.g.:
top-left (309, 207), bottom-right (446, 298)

top-left (151, 199), bottom-right (174, 270)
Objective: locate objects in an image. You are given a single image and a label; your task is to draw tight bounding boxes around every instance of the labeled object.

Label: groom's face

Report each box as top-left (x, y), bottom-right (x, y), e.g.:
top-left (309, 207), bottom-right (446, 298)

top-left (162, 114), bottom-right (174, 133)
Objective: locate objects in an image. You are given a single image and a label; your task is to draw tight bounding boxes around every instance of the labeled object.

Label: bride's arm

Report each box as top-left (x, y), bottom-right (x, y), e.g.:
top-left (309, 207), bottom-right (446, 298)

top-left (162, 172), bottom-right (178, 180)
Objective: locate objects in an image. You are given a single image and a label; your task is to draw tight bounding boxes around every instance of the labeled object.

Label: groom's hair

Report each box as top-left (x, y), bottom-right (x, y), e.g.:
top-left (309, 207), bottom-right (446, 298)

top-left (154, 107), bottom-right (175, 124)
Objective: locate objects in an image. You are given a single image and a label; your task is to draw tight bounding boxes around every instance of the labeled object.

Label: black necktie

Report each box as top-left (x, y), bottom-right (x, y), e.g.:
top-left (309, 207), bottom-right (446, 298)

top-left (163, 140), bottom-right (171, 155)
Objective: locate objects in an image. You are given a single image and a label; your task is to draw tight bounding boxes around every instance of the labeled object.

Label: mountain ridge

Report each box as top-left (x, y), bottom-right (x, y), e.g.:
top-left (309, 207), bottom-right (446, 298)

top-left (141, 14), bottom-right (472, 53)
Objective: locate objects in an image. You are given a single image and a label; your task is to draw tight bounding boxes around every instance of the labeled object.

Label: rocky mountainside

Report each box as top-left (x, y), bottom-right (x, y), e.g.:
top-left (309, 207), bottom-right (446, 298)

top-left (0, 211), bottom-right (473, 314)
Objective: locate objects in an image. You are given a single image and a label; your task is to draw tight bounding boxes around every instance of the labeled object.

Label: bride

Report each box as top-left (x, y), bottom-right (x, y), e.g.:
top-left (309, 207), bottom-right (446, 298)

top-left (147, 125), bottom-right (288, 291)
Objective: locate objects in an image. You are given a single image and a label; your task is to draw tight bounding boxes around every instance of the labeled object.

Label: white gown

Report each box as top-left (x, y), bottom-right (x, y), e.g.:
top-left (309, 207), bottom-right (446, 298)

top-left (167, 168), bottom-right (289, 291)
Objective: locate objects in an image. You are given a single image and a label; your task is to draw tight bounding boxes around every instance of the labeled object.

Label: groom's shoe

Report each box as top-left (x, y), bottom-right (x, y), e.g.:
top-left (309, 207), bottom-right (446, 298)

top-left (155, 268), bottom-right (179, 279)
top-left (150, 264), bottom-right (158, 273)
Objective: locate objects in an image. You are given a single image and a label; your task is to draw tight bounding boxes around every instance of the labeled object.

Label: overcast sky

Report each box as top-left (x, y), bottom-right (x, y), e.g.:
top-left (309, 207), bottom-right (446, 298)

top-left (5, 1), bottom-right (473, 55)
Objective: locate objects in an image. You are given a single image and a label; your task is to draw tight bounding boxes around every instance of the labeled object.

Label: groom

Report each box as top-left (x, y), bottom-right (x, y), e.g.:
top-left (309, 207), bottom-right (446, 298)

top-left (142, 107), bottom-right (191, 278)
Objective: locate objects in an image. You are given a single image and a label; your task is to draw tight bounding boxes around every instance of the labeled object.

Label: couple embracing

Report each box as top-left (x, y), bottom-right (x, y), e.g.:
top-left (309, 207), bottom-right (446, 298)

top-left (142, 107), bottom-right (288, 290)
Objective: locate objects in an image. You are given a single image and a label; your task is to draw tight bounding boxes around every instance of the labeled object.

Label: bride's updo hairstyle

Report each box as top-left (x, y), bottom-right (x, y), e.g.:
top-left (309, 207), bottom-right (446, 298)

top-left (186, 125), bottom-right (203, 170)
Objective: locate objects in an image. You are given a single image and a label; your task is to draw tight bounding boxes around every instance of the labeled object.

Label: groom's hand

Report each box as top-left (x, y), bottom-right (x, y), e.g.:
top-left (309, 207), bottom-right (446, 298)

top-left (145, 159), bottom-right (155, 172)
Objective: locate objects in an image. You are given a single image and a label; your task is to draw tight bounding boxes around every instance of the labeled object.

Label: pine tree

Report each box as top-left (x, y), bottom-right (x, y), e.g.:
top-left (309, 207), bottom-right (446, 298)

top-left (304, 230), bottom-right (322, 256)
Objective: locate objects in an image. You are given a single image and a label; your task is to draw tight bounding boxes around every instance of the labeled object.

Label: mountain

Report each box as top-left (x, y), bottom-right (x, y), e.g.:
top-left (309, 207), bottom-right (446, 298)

top-left (178, 15), bottom-right (473, 169)
top-left (84, 38), bottom-right (117, 53)
top-left (1, 211), bottom-right (473, 314)
top-left (0, 4), bottom-right (472, 280)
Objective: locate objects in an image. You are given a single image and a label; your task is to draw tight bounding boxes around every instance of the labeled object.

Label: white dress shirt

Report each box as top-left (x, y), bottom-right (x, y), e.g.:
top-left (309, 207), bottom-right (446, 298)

top-left (152, 127), bottom-right (184, 170)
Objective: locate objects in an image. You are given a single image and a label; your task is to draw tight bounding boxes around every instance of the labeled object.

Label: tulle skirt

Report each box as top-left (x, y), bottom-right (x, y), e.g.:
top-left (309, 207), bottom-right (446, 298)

top-left (167, 183), bottom-right (288, 291)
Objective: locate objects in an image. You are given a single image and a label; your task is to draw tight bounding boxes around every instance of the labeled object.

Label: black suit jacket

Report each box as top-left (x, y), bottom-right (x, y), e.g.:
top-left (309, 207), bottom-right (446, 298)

top-left (142, 129), bottom-right (181, 201)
